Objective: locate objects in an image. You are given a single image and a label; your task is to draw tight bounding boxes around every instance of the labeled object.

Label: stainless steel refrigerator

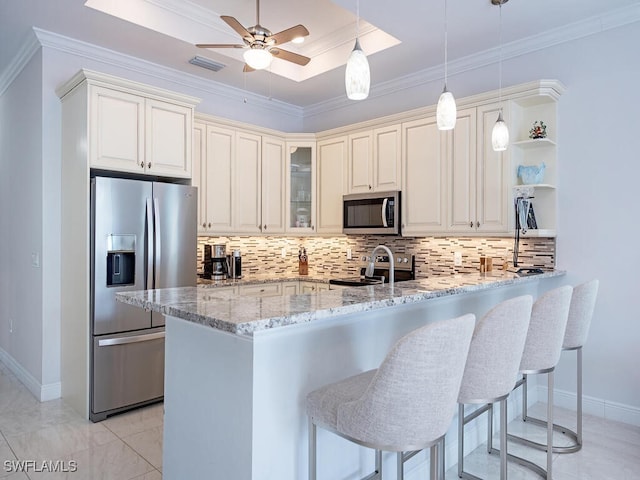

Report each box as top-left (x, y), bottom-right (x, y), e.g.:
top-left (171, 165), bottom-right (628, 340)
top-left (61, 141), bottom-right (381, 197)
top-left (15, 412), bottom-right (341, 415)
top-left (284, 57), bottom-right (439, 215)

top-left (90, 176), bottom-right (196, 422)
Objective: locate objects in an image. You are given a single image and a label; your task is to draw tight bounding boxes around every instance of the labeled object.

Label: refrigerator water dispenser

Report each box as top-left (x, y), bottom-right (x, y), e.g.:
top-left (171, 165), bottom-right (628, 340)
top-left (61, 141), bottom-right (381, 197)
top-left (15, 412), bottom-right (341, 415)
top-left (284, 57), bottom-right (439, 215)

top-left (106, 234), bottom-right (136, 286)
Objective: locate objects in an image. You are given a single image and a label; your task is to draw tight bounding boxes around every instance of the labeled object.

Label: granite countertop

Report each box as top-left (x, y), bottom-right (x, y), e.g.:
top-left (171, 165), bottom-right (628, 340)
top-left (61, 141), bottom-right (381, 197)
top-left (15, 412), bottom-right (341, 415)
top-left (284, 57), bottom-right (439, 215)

top-left (116, 270), bottom-right (565, 337)
top-left (196, 273), bottom-right (331, 288)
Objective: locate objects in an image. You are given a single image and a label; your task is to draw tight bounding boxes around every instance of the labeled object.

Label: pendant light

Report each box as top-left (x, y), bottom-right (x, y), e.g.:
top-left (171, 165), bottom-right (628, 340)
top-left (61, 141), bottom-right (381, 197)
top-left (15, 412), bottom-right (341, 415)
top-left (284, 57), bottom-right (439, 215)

top-left (491, 0), bottom-right (509, 152)
top-left (437, 0), bottom-right (456, 130)
top-left (345, 0), bottom-right (370, 100)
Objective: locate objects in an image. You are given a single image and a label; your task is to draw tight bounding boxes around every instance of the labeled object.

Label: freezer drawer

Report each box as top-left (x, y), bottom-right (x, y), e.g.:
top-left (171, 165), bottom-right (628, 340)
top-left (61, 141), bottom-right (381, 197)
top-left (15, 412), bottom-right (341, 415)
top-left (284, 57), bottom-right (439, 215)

top-left (91, 328), bottom-right (165, 421)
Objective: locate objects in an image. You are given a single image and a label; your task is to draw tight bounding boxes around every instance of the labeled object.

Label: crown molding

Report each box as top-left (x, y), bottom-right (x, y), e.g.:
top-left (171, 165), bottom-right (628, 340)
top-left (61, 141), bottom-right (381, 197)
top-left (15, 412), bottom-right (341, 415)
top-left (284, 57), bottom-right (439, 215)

top-left (0, 30), bottom-right (41, 96)
top-left (303, 3), bottom-right (640, 118)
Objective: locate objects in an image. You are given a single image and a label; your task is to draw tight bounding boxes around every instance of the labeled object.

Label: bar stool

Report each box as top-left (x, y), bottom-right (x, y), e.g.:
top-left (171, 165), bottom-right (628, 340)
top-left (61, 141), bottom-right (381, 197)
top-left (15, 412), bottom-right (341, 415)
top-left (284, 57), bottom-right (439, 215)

top-left (306, 314), bottom-right (476, 480)
top-left (489, 285), bottom-right (573, 479)
top-left (457, 295), bottom-right (533, 480)
top-left (519, 279), bottom-right (599, 454)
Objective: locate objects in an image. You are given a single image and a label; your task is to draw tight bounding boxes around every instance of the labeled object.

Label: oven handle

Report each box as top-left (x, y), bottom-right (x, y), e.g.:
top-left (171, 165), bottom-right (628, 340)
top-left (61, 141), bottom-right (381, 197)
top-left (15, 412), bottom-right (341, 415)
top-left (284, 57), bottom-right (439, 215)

top-left (98, 331), bottom-right (165, 347)
top-left (381, 198), bottom-right (388, 227)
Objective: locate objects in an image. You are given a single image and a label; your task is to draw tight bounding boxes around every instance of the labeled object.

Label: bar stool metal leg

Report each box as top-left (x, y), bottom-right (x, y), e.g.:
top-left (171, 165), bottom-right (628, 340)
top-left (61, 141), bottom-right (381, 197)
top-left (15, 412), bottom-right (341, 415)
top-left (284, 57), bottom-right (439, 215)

top-left (309, 418), bottom-right (317, 480)
top-left (520, 348), bottom-right (584, 453)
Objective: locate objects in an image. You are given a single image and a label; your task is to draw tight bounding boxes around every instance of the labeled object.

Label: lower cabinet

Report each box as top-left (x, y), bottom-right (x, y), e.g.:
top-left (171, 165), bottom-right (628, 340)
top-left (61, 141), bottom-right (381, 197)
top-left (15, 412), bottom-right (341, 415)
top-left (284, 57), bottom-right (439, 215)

top-left (238, 283), bottom-right (283, 298)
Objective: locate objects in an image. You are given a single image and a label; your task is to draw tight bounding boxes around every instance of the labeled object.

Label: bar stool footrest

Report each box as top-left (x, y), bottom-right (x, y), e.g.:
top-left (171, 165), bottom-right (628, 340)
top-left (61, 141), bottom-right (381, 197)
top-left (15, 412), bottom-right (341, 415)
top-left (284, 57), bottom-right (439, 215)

top-left (522, 415), bottom-right (581, 453)
top-left (489, 447), bottom-right (547, 479)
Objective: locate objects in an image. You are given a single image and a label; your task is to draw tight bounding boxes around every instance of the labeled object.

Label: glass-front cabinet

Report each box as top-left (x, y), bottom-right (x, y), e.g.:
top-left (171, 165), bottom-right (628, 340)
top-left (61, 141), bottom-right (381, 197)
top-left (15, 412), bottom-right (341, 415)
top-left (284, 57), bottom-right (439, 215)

top-left (286, 141), bottom-right (316, 233)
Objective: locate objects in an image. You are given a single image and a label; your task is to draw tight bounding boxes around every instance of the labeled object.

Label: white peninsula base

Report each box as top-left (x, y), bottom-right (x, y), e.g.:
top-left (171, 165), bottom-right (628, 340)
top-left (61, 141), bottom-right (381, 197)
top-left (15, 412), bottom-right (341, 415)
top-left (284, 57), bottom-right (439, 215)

top-left (162, 277), bottom-right (564, 480)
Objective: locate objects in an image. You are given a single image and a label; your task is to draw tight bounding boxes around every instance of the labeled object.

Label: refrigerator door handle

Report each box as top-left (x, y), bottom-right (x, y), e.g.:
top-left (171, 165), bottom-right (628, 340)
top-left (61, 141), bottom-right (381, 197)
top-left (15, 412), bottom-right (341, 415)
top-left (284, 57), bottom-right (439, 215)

top-left (98, 331), bottom-right (165, 347)
top-left (146, 198), bottom-right (154, 289)
top-left (153, 197), bottom-right (161, 289)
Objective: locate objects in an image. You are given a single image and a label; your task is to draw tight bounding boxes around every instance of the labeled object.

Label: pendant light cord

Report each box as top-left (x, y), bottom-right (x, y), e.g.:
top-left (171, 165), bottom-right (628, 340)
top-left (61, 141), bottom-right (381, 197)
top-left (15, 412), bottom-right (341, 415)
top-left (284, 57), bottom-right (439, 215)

top-left (356, 0), bottom-right (360, 39)
top-left (498, 2), bottom-right (503, 107)
top-left (444, 0), bottom-right (448, 87)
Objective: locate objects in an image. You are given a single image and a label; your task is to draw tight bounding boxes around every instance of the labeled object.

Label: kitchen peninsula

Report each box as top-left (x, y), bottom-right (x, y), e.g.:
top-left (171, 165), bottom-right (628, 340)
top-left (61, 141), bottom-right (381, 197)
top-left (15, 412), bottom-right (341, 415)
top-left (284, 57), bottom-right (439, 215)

top-left (117, 271), bottom-right (565, 480)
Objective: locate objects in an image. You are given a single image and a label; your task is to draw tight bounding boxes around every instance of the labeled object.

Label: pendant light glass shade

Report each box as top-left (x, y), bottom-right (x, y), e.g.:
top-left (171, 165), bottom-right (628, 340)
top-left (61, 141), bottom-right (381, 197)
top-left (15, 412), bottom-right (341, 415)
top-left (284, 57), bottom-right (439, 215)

top-left (437, 86), bottom-right (457, 130)
top-left (345, 39), bottom-right (370, 100)
top-left (492, 111), bottom-right (509, 151)
top-left (243, 47), bottom-right (273, 70)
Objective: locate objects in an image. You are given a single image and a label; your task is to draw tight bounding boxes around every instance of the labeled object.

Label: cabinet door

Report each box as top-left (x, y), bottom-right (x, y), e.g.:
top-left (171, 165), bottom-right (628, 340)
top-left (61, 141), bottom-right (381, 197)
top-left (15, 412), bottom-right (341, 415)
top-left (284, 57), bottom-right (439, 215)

top-left (347, 131), bottom-right (373, 193)
top-left (447, 108), bottom-right (478, 233)
top-left (286, 142), bottom-right (316, 234)
top-left (261, 136), bottom-right (286, 234)
top-left (192, 122), bottom-right (208, 234)
top-left (145, 99), bottom-right (192, 178)
top-left (402, 117), bottom-right (447, 235)
top-left (89, 86), bottom-right (144, 173)
top-left (373, 125), bottom-right (401, 191)
top-left (234, 131), bottom-right (262, 233)
top-left (476, 103), bottom-right (510, 233)
top-left (317, 137), bottom-right (347, 234)
top-left (205, 125), bottom-right (234, 233)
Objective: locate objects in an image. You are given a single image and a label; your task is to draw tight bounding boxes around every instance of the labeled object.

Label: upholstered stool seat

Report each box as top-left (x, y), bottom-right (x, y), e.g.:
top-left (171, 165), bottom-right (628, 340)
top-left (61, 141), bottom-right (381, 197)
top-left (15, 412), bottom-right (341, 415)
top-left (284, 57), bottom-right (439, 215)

top-left (489, 285), bottom-right (573, 479)
top-left (457, 295), bottom-right (533, 480)
top-left (519, 279), bottom-right (599, 454)
top-left (306, 314), bottom-right (476, 480)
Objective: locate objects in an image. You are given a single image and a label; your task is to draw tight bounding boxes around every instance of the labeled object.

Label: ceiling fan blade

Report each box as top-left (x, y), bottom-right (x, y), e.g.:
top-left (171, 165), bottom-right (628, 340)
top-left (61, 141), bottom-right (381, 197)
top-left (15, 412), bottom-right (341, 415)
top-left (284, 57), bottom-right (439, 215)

top-left (221, 15), bottom-right (253, 41)
top-left (270, 24), bottom-right (309, 45)
top-left (243, 64), bottom-right (256, 73)
top-left (196, 43), bottom-right (246, 49)
top-left (270, 48), bottom-right (310, 66)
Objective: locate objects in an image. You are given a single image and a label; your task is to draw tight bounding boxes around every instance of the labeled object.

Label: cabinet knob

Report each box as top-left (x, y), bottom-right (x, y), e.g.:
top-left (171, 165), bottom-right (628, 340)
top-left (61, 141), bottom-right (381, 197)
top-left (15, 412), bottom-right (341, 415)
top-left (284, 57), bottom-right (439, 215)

top-left (208, 222), bottom-right (212, 228)
top-left (259, 225), bottom-right (262, 231)
top-left (140, 161), bottom-right (144, 169)
top-left (470, 221), bottom-right (473, 228)
top-left (202, 222), bottom-right (206, 228)
top-left (368, 185), bottom-right (372, 190)
top-left (476, 221), bottom-right (480, 228)
top-left (311, 225), bottom-right (314, 230)
top-left (264, 225), bottom-right (267, 230)
top-left (148, 162), bottom-right (152, 169)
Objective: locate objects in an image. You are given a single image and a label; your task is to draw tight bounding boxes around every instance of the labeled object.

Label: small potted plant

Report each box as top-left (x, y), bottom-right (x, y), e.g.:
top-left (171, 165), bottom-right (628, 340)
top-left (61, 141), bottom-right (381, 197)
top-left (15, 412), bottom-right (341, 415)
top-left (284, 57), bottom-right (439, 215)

top-left (529, 120), bottom-right (547, 139)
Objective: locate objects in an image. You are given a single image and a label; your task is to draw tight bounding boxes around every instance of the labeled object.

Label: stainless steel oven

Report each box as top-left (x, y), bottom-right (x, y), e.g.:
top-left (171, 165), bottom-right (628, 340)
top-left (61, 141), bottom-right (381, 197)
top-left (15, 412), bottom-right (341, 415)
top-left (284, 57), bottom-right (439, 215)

top-left (342, 191), bottom-right (400, 235)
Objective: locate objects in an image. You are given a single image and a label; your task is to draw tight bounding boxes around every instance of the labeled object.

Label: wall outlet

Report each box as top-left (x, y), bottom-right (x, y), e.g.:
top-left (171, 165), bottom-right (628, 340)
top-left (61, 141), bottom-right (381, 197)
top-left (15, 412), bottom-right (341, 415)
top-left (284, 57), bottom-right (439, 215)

top-left (281, 247), bottom-right (287, 258)
top-left (346, 248), bottom-right (352, 260)
top-left (31, 252), bottom-right (40, 268)
top-left (453, 252), bottom-right (463, 266)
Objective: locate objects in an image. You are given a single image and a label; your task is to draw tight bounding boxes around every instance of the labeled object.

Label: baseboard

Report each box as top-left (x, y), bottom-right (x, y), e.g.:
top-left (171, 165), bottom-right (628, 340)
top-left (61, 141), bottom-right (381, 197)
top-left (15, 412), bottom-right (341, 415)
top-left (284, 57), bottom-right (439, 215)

top-left (0, 347), bottom-right (61, 402)
top-left (537, 384), bottom-right (640, 428)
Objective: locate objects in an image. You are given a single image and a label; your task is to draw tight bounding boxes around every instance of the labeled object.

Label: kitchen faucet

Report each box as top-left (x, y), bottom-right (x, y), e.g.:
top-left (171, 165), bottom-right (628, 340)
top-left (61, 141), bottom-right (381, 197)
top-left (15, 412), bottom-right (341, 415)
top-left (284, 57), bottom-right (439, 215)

top-left (365, 245), bottom-right (394, 287)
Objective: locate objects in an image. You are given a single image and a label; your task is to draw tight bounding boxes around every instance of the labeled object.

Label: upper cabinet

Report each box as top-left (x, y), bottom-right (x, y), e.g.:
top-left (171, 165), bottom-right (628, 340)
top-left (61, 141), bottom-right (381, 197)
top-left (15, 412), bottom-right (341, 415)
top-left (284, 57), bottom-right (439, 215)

top-left (347, 125), bottom-right (401, 194)
top-left (286, 141), bottom-right (316, 234)
top-left (80, 74), bottom-right (197, 178)
top-left (316, 136), bottom-right (347, 234)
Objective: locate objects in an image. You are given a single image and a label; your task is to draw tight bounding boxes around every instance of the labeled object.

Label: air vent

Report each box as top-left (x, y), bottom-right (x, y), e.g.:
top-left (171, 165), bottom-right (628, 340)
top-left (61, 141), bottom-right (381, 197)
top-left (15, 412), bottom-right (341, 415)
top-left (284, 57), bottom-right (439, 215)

top-left (189, 56), bottom-right (226, 72)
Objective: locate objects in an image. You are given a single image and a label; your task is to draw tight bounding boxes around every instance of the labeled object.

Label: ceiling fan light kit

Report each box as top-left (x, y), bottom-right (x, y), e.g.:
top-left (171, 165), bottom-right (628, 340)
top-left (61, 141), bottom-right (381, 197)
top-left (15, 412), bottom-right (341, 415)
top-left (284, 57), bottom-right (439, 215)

top-left (437, 0), bottom-right (456, 130)
top-left (196, 0), bottom-right (310, 72)
top-left (244, 47), bottom-right (273, 70)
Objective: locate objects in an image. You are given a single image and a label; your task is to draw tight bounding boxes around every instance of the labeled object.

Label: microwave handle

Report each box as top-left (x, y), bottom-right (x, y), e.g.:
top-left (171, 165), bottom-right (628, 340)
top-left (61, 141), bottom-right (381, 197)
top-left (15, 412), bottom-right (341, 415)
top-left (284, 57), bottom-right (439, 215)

top-left (381, 198), bottom-right (388, 227)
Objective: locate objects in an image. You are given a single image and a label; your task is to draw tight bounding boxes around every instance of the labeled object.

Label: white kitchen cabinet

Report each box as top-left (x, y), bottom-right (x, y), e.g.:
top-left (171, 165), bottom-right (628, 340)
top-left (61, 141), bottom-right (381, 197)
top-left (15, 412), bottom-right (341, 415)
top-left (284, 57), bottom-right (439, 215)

top-left (316, 136), bottom-right (347, 234)
top-left (238, 283), bottom-right (282, 297)
top-left (193, 123), bottom-right (235, 235)
top-left (89, 85), bottom-right (193, 178)
top-left (234, 130), bottom-right (263, 234)
top-left (282, 282), bottom-right (300, 295)
top-left (347, 126), bottom-right (401, 194)
top-left (444, 105), bottom-right (510, 234)
top-left (300, 282), bottom-right (330, 293)
top-left (401, 116), bottom-right (447, 235)
top-left (286, 141), bottom-right (316, 234)
top-left (261, 136), bottom-right (286, 234)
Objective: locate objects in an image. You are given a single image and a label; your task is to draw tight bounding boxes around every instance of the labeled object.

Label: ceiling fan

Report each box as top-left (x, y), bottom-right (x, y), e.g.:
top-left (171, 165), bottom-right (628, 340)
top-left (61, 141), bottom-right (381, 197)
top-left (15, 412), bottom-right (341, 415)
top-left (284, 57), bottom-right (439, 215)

top-left (196, 0), bottom-right (311, 72)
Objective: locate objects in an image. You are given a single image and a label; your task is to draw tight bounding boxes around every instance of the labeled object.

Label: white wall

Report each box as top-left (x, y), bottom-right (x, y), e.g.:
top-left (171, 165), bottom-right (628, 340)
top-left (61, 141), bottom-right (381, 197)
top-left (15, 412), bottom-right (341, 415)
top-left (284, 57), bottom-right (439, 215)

top-left (2, 20), bottom-right (638, 422)
top-left (0, 52), bottom-right (45, 392)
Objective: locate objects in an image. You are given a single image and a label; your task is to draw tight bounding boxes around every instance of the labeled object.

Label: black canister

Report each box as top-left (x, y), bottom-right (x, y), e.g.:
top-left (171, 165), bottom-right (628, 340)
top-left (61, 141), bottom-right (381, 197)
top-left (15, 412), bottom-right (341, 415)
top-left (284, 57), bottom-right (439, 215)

top-left (203, 244), bottom-right (213, 277)
top-left (233, 250), bottom-right (242, 278)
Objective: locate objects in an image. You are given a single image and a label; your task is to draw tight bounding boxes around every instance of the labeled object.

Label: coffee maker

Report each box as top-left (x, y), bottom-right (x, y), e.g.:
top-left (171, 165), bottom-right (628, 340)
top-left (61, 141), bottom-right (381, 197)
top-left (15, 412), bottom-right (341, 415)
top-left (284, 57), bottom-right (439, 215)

top-left (203, 244), bottom-right (229, 280)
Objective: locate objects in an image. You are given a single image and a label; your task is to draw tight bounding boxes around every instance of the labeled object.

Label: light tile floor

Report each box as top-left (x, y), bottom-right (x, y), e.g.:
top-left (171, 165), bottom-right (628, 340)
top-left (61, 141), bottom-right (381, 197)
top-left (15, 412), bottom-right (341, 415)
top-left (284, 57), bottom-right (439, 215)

top-left (1, 361), bottom-right (639, 479)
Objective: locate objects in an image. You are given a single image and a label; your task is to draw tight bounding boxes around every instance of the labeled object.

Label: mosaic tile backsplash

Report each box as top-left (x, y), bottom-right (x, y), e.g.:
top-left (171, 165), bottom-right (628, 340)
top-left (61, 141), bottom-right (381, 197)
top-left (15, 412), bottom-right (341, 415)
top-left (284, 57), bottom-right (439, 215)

top-left (197, 235), bottom-right (555, 278)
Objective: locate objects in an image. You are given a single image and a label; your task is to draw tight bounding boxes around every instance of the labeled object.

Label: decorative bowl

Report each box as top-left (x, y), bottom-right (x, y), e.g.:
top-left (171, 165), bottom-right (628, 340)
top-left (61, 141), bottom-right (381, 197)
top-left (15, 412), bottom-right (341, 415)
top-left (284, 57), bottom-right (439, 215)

top-left (518, 163), bottom-right (545, 185)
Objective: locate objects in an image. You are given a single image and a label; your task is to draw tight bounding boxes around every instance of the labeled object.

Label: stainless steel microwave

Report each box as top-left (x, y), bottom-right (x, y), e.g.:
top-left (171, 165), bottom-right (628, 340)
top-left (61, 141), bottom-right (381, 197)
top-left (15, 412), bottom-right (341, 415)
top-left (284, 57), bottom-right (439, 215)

top-left (343, 191), bottom-right (401, 235)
